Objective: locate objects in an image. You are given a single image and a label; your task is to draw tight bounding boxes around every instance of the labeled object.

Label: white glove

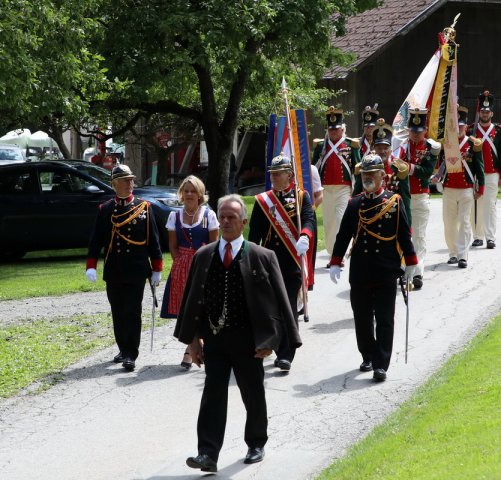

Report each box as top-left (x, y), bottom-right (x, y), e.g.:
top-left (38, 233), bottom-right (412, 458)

top-left (86, 268), bottom-right (97, 283)
top-left (404, 265), bottom-right (416, 281)
top-left (151, 271), bottom-right (162, 286)
top-left (329, 265), bottom-right (342, 284)
top-left (295, 235), bottom-right (309, 256)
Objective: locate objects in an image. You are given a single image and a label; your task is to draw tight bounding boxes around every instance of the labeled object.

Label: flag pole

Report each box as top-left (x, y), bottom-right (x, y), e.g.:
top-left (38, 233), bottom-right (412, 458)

top-left (280, 77), bottom-right (310, 322)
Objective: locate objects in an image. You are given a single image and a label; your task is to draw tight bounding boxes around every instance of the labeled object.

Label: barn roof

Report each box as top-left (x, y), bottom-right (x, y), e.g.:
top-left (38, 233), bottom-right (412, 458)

top-left (326, 0), bottom-right (444, 79)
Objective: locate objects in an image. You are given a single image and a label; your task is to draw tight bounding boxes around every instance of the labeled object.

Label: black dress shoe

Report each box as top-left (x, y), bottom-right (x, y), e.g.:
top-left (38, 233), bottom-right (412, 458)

top-left (186, 453), bottom-right (218, 472)
top-left (447, 256), bottom-right (458, 264)
top-left (274, 359), bottom-right (291, 371)
top-left (412, 275), bottom-right (423, 290)
top-left (113, 352), bottom-right (125, 363)
top-left (359, 361), bottom-right (373, 372)
top-left (244, 447), bottom-right (265, 464)
top-left (472, 239), bottom-right (483, 247)
top-left (458, 259), bottom-right (467, 268)
top-left (487, 240), bottom-right (496, 249)
top-left (122, 358), bottom-right (135, 371)
top-left (373, 368), bottom-right (387, 382)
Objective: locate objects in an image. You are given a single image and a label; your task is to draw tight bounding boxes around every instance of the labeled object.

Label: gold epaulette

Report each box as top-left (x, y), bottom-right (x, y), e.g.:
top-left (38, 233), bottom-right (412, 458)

top-left (469, 136), bottom-right (483, 152)
top-left (391, 157), bottom-right (409, 180)
top-left (354, 162), bottom-right (362, 176)
top-left (346, 137), bottom-right (360, 149)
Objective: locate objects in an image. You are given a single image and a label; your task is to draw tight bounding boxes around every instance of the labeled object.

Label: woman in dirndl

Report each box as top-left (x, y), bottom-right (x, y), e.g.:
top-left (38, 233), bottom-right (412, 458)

top-left (160, 175), bottom-right (219, 368)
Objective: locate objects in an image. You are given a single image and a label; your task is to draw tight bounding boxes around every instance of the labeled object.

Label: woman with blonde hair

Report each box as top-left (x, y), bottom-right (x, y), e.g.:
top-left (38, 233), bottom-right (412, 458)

top-left (160, 175), bottom-right (219, 368)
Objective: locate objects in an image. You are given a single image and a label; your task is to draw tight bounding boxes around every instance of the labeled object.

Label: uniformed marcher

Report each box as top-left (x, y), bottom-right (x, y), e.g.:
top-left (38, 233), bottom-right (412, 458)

top-left (248, 153), bottom-right (315, 371)
top-left (316, 107), bottom-right (361, 255)
top-left (359, 105), bottom-right (380, 157)
top-left (469, 90), bottom-right (501, 249)
top-left (328, 154), bottom-right (418, 381)
top-left (432, 105), bottom-right (485, 267)
top-left (85, 164), bottom-right (163, 371)
top-left (394, 108), bottom-right (440, 289)
top-left (353, 119), bottom-right (411, 222)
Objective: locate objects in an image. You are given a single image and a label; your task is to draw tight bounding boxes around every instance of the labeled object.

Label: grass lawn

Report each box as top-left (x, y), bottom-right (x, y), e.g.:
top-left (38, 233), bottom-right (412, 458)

top-left (0, 196), bottom-right (324, 300)
top-left (0, 249), bottom-right (173, 301)
top-left (316, 315), bottom-right (501, 480)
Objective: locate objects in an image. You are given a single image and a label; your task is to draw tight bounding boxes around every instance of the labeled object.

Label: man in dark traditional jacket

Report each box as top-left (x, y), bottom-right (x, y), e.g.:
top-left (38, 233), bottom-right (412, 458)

top-left (175, 194), bottom-right (300, 473)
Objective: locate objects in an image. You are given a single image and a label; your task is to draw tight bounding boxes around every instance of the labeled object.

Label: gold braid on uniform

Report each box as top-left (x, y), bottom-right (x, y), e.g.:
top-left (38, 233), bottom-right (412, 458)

top-left (351, 194), bottom-right (400, 253)
top-left (105, 201), bottom-right (150, 263)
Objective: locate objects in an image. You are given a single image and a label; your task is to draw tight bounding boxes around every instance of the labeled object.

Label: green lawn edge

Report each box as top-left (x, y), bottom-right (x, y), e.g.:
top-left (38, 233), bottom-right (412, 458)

top-left (316, 315), bottom-right (501, 480)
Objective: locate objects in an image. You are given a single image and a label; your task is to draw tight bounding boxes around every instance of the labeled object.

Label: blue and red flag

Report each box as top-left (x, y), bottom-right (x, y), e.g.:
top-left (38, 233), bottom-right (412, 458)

top-left (266, 109), bottom-right (313, 198)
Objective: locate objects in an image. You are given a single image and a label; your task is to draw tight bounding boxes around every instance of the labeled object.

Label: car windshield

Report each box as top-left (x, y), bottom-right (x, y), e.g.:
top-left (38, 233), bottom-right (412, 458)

top-left (0, 146), bottom-right (24, 161)
top-left (72, 163), bottom-right (111, 184)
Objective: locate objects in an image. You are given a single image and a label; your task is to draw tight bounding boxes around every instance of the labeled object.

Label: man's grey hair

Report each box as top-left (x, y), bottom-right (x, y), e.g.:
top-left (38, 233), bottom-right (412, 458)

top-left (217, 194), bottom-right (248, 220)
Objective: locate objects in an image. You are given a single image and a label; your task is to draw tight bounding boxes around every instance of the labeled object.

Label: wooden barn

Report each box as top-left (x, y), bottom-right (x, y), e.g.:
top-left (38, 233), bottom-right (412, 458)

top-left (318, 0), bottom-right (501, 138)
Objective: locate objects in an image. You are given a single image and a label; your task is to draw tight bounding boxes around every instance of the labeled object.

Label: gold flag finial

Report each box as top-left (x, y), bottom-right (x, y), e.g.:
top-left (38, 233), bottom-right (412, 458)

top-left (443, 13), bottom-right (461, 41)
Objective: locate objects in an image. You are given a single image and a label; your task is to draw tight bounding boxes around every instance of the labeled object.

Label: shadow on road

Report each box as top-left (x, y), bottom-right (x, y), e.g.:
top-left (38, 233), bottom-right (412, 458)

top-left (293, 369), bottom-right (379, 398)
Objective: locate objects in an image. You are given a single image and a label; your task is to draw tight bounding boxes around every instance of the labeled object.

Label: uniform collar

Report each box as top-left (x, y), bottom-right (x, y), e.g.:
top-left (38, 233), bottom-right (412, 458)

top-left (115, 194), bottom-right (134, 206)
top-left (363, 187), bottom-right (384, 199)
top-left (273, 182), bottom-right (294, 197)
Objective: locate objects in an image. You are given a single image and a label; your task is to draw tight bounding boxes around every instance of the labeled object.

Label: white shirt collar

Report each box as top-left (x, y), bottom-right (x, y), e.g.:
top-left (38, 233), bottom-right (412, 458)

top-left (219, 235), bottom-right (244, 261)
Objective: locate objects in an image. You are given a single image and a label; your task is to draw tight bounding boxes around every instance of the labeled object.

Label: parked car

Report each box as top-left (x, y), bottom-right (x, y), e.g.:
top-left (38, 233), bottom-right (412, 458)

top-left (0, 161), bottom-right (181, 259)
top-left (0, 144), bottom-right (26, 165)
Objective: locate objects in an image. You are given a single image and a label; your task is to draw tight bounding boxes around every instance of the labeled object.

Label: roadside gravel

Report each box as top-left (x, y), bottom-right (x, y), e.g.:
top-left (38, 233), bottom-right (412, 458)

top-left (0, 291), bottom-right (111, 326)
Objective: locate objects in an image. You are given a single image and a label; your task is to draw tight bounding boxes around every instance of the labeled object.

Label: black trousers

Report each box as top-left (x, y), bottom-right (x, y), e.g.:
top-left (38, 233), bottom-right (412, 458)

top-left (197, 328), bottom-right (268, 461)
top-left (350, 281), bottom-right (397, 371)
top-left (106, 281), bottom-right (145, 360)
top-left (276, 274), bottom-right (302, 362)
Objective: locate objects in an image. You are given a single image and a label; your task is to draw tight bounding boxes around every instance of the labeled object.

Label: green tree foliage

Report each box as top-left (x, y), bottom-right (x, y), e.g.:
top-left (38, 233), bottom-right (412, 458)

top-left (0, 0), bottom-right (111, 153)
top-left (93, 0), bottom-right (378, 204)
top-left (0, 0), bottom-right (379, 203)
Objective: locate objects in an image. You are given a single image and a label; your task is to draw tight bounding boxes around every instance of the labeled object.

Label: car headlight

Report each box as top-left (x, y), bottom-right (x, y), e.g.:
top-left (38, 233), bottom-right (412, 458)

top-left (156, 198), bottom-right (182, 207)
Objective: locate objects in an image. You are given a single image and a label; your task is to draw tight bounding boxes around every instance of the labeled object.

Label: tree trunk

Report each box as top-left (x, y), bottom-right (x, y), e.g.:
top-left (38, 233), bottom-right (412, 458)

top-left (52, 129), bottom-right (71, 159)
top-left (204, 128), bottom-right (233, 211)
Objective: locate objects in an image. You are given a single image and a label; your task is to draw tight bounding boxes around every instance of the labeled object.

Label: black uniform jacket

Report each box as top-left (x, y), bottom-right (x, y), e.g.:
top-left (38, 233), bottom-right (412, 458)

top-left (248, 188), bottom-right (315, 278)
top-left (331, 190), bottom-right (418, 285)
top-left (87, 197), bottom-right (163, 283)
top-left (174, 240), bottom-right (302, 351)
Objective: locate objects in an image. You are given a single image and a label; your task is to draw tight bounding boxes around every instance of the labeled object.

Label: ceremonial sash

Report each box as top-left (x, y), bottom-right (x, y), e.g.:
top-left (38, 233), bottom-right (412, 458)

top-left (459, 138), bottom-right (476, 185)
top-left (331, 137), bottom-right (353, 181)
top-left (459, 136), bottom-right (469, 150)
top-left (362, 137), bottom-right (372, 157)
top-left (318, 137), bottom-right (345, 177)
top-left (255, 191), bottom-right (303, 270)
top-left (477, 125), bottom-right (498, 158)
